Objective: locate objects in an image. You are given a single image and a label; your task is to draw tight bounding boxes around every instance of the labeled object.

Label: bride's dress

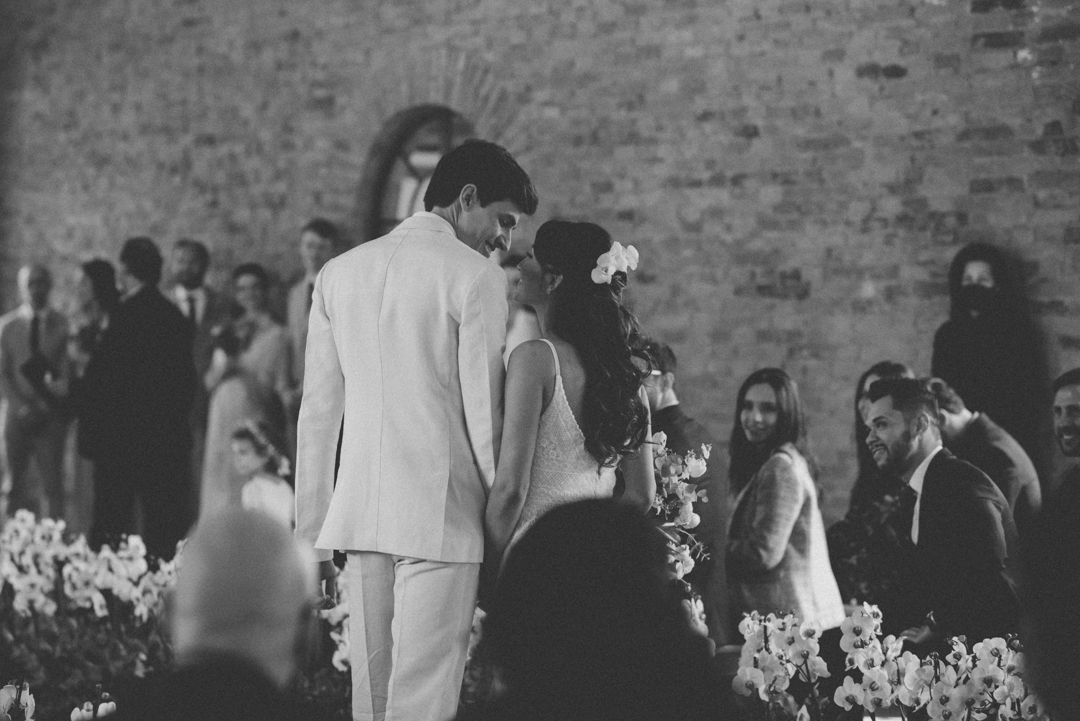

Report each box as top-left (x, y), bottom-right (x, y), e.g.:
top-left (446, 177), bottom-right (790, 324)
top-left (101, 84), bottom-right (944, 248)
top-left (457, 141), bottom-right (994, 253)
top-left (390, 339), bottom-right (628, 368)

top-left (507, 339), bottom-right (617, 549)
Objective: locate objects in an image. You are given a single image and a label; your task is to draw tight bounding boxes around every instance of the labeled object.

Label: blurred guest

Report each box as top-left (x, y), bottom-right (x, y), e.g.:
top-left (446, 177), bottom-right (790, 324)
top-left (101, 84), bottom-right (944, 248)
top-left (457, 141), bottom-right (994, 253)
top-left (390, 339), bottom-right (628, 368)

top-left (113, 507), bottom-right (325, 721)
top-left (66, 259), bottom-right (121, 535)
top-left (286, 218), bottom-right (340, 390)
top-left (231, 420), bottom-right (294, 528)
top-left (168, 239), bottom-right (233, 510)
top-left (865, 377), bottom-right (1019, 649)
top-left (827, 361), bottom-right (914, 611)
top-left (925, 377), bottom-right (1041, 541)
top-left (0, 264), bottom-right (69, 519)
top-left (82, 237), bottom-right (196, 560)
top-left (499, 252), bottom-right (540, 363)
top-left (726, 367), bottom-right (844, 634)
top-left (472, 498), bottom-right (721, 721)
top-left (642, 339), bottom-right (730, 645)
top-left (931, 242), bottom-right (1049, 480)
top-left (201, 263), bottom-right (294, 519)
top-left (1026, 368), bottom-right (1080, 717)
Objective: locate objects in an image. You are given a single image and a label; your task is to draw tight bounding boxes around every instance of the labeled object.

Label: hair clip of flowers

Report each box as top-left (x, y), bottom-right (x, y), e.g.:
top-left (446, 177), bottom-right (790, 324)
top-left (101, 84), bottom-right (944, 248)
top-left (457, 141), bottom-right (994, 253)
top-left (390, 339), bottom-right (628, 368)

top-left (590, 242), bottom-right (640, 285)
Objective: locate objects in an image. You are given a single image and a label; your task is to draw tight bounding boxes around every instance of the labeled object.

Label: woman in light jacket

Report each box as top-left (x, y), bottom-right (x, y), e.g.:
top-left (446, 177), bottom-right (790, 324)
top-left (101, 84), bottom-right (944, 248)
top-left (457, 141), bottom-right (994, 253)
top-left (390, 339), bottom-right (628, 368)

top-left (726, 367), bottom-right (844, 636)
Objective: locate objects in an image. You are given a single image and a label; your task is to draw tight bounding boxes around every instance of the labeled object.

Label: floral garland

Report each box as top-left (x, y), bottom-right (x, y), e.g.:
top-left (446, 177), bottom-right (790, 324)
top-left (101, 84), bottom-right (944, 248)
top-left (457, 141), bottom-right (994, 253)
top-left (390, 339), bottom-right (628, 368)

top-left (734, 604), bottom-right (1051, 721)
top-left (649, 431), bottom-right (711, 580)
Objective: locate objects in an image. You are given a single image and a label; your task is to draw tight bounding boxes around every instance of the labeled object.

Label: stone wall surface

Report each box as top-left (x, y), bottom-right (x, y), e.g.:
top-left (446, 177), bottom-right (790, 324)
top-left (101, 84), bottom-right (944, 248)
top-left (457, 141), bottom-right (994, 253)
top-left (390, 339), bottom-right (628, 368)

top-left (1, 0), bottom-right (1079, 521)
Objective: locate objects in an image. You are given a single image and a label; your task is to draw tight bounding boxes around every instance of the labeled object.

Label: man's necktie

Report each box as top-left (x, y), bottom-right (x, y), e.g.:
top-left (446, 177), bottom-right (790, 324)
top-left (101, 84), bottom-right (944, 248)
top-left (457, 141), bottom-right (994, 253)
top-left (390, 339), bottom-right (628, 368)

top-left (897, 485), bottom-right (918, 547)
top-left (29, 314), bottom-right (40, 357)
top-left (186, 295), bottom-right (197, 326)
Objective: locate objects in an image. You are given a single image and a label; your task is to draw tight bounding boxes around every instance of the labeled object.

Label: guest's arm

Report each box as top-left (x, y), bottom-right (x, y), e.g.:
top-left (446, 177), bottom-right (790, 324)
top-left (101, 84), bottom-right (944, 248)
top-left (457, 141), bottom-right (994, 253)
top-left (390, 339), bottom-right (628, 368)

top-left (618, 387), bottom-right (655, 513)
top-left (727, 452), bottom-right (804, 575)
top-left (485, 341), bottom-right (551, 558)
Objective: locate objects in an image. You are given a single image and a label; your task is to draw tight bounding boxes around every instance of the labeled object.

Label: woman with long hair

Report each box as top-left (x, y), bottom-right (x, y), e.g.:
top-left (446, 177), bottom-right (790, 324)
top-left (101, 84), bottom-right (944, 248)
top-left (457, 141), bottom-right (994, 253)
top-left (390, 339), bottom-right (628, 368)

top-left (200, 263), bottom-right (295, 519)
top-left (485, 220), bottom-right (655, 560)
top-left (826, 361), bottom-right (914, 609)
top-left (726, 367), bottom-right (844, 633)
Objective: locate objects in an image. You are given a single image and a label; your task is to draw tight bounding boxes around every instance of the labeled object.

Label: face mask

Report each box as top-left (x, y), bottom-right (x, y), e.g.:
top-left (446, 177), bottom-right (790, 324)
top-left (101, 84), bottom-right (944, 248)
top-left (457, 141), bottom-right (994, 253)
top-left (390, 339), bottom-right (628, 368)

top-left (956, 284), bottom-right (1000, 316)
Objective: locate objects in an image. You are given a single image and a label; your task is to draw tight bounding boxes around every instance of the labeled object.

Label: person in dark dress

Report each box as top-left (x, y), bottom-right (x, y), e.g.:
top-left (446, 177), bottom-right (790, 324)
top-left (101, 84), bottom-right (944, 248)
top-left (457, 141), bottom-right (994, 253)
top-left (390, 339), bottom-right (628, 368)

top-left (81, 237), bottom-right (196, 561)
top-left (641, 339), bottom-right (729, 644)
top-left (931, 242), bottom-right (1050, 484)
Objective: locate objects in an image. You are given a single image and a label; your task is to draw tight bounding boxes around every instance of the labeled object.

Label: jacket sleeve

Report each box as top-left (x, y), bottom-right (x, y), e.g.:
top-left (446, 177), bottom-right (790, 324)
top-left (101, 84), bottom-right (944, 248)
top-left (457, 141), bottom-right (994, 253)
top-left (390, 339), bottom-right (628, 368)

top-left (931, 489), bottom-right (1019, 638)
top-left (728, 453), bottom-right (805, 575)
top-left (457, 264), bottom-right (508, 490)
top-left (294, 270), bottom-right (345, 562)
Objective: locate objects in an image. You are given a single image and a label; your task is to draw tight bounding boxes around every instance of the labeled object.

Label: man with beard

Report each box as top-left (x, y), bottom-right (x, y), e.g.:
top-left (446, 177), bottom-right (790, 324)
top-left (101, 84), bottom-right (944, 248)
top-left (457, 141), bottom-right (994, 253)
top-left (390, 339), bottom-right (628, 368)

top-left (1024, 369), bottom-right (1080, 718)
top-left (864, 377), bottom-right (1019, 650)
top-left (168, 239), bottom-right (232, 508)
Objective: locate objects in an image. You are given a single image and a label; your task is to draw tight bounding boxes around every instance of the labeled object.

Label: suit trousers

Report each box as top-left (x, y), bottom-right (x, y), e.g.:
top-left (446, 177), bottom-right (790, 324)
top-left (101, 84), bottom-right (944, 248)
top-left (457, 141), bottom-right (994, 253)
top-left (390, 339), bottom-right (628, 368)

top-left (346, 551), bottom-right (480, 721)
top-left (1, 412), bottom-right (68, 519)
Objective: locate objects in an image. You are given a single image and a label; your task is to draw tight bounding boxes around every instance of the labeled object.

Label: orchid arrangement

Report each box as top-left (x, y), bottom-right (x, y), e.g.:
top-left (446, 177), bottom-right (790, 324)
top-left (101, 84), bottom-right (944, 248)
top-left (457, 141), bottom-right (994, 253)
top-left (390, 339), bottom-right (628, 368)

top-left (590, 241), bottom-right (639, 285)
top-left (0, 511), bottom-right (175, 720)
top-left (733, 603), bottom-right (1051, 721)
top-left (732, 611), bottom-right (832, 721)
top-left (69, 687), bottom-right (115, 720)
top-left (649, 431), bottom-right (711, 581)
top-left (0, 682), bottom-right (35, 721)
top-left (832, 605), bottom-right (1048, 721)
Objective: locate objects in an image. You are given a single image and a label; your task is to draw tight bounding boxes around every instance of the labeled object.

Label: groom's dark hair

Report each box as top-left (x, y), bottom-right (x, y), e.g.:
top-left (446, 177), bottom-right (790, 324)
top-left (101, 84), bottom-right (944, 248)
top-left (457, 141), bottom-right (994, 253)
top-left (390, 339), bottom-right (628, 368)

top-left (423, 139), bottom-right (538, 215)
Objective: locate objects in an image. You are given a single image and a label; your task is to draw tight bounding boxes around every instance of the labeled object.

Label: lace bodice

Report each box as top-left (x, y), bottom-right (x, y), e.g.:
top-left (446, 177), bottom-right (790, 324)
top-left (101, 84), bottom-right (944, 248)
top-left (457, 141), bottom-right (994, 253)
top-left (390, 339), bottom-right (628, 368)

top-left (508, 340), bottom-right (617, 547)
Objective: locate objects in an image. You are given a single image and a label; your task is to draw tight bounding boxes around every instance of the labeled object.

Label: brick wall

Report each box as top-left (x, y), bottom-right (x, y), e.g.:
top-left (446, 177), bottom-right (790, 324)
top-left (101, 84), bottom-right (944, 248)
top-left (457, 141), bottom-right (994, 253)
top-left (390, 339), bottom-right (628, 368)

top-left (1, 0), bottom-right (1078, 522)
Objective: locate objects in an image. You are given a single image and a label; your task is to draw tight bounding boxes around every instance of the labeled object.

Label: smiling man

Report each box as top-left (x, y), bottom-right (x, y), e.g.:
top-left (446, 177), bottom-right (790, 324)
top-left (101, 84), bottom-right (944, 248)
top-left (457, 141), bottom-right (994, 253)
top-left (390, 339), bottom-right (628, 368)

top-left (295, 139), bottom-right (537, 721)
top-left (864, 377), bottom-right (1019, 652)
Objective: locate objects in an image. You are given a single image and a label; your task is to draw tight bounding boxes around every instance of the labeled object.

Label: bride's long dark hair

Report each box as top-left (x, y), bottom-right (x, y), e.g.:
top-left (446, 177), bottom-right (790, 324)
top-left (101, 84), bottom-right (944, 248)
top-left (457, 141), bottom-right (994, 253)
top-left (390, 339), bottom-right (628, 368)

top-left (532, 220), bottom-right (651, 468)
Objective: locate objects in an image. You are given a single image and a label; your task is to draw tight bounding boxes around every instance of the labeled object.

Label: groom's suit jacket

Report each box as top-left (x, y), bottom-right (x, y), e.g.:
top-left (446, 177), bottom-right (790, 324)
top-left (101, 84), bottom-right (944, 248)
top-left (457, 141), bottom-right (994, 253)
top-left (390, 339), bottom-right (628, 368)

top-left (295, 212), bottom-right (508, 564)
top-left (892, 448), bottom-right (1021, 643)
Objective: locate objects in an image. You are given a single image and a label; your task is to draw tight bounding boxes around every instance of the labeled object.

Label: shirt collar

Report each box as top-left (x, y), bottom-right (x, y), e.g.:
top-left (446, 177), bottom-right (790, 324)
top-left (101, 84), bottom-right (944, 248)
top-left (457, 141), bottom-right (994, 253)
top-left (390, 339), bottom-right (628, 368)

top-left (175, 285), bottom-right (206, 300)
top-left (908, 443), bottom-right (944, 495)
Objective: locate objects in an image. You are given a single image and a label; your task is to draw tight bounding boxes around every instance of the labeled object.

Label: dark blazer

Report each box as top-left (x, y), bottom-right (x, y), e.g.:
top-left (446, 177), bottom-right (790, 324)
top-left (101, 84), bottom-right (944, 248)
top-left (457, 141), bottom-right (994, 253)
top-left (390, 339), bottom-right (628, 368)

top-left (169, 284), bottom-right (234, 426)
top-left (893, 449), bottom-right (1020, 643)
top-left (949, 413), bottom-right (1041, 539)
top-left (652, 404), bottom-right (730, 642)
top-left (77, 285), bottom-right (196, 463)
top-left (112, 653), bottom-right (329, 721)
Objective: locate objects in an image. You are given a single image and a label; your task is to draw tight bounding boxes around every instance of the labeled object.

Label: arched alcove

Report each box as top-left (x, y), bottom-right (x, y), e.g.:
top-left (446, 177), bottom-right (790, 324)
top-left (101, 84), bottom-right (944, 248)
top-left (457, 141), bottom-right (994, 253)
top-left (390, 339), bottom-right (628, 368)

top-left (353, 105), bottom-right (475, 243)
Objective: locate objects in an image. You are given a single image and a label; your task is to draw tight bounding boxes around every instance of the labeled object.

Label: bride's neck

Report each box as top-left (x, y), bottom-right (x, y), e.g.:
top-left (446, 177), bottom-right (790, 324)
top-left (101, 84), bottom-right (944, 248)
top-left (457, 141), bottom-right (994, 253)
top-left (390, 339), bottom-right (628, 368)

top-left (533, 302), bottom-right (551, 338)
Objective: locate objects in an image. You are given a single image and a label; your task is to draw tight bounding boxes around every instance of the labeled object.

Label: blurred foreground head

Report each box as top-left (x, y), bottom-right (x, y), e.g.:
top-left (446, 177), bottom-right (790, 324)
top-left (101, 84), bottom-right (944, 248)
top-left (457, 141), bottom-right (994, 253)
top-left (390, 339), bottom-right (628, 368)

top-left (481, 499), bottom-right (720, 721)
top-left (170, 508), bottom-right (317, 688)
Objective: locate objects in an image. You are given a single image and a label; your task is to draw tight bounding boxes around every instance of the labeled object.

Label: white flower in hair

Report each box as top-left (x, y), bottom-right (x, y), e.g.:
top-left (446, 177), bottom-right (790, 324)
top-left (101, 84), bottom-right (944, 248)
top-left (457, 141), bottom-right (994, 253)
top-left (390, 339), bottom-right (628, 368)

top-left (590, 241), bottom-right (640, 284)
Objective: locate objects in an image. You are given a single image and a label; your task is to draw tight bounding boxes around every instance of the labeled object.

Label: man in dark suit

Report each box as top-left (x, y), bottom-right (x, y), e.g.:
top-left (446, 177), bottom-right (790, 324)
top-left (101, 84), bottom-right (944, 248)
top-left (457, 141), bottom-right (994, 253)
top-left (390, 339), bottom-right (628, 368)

top-left (642, 340), bottom-right (729, 644)
top-left (1025, 368), bottom-right (1080, 718)
top-left (83, 237), bottom-right (196, 561)
top-left (865, 377), bottom-right (1019, 649)
top-left (167, 238), bottom-right (233, 511)
top-left (924, 377), bottom-right (1042, 541)
top-left (113, 508), bottom-right (327, 721)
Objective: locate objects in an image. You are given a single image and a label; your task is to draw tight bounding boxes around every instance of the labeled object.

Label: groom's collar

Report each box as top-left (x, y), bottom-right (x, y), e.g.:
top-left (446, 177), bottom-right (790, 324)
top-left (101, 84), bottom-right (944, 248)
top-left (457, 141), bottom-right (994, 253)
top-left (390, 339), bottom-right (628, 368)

top-left (398, 211), bottom-right (458, 239)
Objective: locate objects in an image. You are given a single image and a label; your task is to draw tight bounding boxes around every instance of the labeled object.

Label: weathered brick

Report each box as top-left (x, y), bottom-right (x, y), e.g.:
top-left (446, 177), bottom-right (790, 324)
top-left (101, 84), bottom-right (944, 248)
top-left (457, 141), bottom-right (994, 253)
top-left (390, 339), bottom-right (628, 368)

top-left (969, 176), bottom-right (1026, 193)
top-left (1036, 22), bottom-right (1080, 43)
top-left (972, 31), bottom-right (1026, 49)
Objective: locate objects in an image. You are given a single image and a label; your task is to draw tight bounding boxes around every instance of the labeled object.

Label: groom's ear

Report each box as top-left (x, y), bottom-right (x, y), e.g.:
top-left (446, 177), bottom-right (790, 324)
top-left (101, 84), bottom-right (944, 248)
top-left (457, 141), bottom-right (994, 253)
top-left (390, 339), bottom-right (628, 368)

top-left (458, 184), bottom-right (479, 210)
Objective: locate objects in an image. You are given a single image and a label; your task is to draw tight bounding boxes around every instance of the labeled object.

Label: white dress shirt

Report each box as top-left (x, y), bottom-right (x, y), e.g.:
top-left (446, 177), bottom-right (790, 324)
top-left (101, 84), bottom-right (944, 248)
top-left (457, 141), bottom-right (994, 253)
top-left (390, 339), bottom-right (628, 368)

top-left (908, 443), bottom-right (944, 544)
top-left (173, 285), bottom-right (207, 325)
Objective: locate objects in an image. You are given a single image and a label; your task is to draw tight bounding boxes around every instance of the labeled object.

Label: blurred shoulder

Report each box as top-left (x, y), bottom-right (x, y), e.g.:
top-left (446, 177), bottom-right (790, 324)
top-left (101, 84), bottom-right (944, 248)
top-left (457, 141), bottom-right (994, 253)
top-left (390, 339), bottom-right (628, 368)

top-left (507, 339), bottom-right (556, 376)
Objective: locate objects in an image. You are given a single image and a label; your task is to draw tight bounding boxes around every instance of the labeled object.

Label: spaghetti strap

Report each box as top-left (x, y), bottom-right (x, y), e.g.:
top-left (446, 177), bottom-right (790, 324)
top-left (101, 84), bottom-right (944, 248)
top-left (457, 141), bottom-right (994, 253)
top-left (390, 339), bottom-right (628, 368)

top-left (537, 337), bottom-right (560, 375)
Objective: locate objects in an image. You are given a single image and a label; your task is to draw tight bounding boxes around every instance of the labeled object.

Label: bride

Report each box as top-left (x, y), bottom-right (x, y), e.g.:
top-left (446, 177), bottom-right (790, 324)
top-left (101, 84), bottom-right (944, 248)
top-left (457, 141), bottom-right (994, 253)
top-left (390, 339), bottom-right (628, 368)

top-left (486, 220), bottom-right (656, 561)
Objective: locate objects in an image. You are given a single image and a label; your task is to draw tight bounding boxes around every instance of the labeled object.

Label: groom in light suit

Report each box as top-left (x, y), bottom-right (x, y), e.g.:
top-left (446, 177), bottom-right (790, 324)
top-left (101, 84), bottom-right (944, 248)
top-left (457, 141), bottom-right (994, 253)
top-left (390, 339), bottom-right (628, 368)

top-left (296, 139), bottom-right (538, 721)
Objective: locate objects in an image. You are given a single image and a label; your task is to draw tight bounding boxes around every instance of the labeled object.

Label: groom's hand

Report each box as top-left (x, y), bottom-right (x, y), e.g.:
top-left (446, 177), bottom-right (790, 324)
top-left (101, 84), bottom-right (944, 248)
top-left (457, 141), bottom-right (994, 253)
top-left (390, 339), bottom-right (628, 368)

top-left (317, 559), bottom-right (338, 607)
